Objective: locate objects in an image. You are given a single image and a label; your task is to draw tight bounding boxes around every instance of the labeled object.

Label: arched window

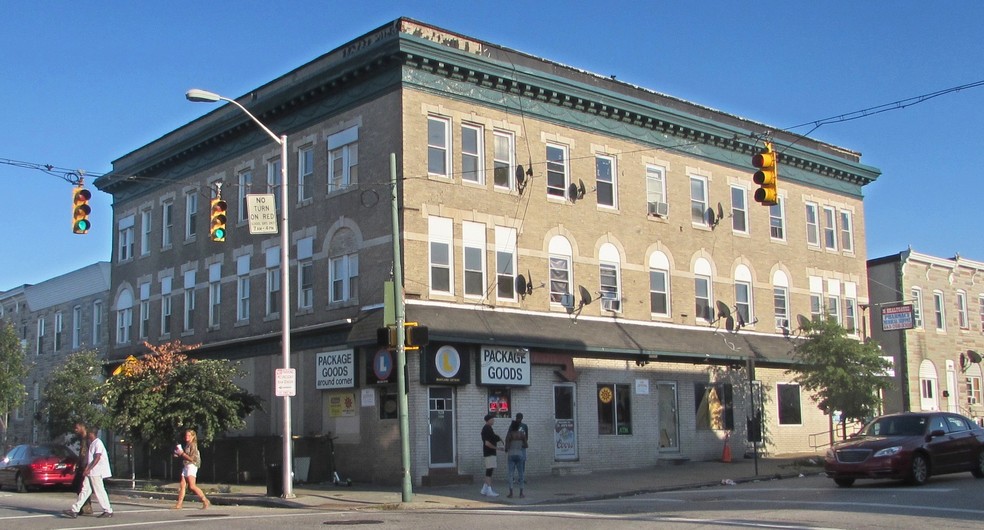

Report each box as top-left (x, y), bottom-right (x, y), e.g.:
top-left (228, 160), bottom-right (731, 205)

top-left (648, 251), bottom-right (671, 317)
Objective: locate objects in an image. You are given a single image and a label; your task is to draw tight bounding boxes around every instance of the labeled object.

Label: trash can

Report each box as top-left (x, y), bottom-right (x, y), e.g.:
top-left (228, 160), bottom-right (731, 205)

top-left (266, 463), bottom-right (283, 497)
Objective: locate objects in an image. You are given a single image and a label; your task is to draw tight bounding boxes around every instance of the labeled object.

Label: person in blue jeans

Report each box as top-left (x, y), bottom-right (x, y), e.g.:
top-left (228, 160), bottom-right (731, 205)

top-left (505, 416), bottom-right (528, 498)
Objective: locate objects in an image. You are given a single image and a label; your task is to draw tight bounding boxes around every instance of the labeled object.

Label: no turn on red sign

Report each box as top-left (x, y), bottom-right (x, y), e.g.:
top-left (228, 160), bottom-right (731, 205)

top-left (275, 368), bottom-right (296, 397)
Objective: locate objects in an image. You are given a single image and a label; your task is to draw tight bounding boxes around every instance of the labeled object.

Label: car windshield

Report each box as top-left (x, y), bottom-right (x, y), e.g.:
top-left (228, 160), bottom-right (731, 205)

top-left (34, 445), bottom-right (71, 458)
top-left (862, 416), bottom-right (928, 437)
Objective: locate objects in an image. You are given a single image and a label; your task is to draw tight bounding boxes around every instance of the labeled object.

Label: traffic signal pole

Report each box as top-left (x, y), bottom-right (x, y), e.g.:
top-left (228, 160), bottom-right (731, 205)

top-left (390, 153), bottom-right (413, 502)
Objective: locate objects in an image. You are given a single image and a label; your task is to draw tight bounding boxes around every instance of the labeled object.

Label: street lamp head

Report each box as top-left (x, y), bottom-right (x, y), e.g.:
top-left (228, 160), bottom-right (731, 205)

top-left (186, 89), bottom-right (222, 103)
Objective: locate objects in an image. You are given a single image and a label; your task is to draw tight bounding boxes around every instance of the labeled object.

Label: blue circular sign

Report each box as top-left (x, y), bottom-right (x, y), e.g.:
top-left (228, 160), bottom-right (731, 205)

top-left (373, 348), bottom-right (394, 380)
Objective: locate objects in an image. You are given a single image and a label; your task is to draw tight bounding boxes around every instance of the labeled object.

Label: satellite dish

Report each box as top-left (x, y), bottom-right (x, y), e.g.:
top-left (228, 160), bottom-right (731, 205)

top-left (578, 285), bottom-right (593, 306)
top-left (717, 202), bottom-right (725, 222)
top-left (969, 350), bottom-right (983, 364)
top-left (577, 179), bottom-right (586, 199)
top-left (516, 165), bottom-right (526, 187)
top-left (796, 314), bottom-right (811, 330)
top-left (725, 315), bottom-right (735, 332)
top-left (706, 207), bottom-right (717, 227)
top-left (514, 275), bottom-right (528, 298)
top-left (568, 183), bottom-right (579, 203)
top-left (524, 270), bottom-right (534, 295)
top-left (716, 301), bottom-right (732, 319)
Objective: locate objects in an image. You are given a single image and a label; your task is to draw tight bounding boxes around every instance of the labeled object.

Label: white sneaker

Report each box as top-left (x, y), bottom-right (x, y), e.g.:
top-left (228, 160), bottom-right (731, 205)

top-left (480, 484), bottom-right (489, 495)
top-left (486, 489), bottom-right (500, 497)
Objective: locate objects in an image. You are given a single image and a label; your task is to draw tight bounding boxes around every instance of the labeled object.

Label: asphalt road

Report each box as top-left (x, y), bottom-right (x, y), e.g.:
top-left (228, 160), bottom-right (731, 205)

top-left (3, 473), bottom-right (984, 529)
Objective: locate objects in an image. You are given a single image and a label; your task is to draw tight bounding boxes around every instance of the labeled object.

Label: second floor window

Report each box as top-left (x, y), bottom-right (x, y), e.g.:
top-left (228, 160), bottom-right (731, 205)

top-left (429, 217), bottom-right (453, 294)
top-left (267, 158), bottom-right (282, 213)
top-left (731, 186), bottom-right (747, 233)
top-left (646, 165), bottom-right (666, 216)
top-left (934, 291), bottom-right (946, 331)
top-left (463, 222), bottom-right (486, 298)
top-left (840, 210), bottom-right (854, 253)
top-left (185, 192), bottom-right (198, 240)
top-left (328, 126), bottom-right (359, 192)
top-left (493, 130), bottom-right (515, 189)
top-left (822, 206), bottom-right (837, 251)
top-left (238, 170), bottom-right (252, 223)
top-left (958, 291), bottom-right (969, 329)
top-left (330, 254), bottom-right (360, 303)
top-left (162, 200), bottom-right (174, 248)
top-left (805, 203), bottom-right (820, 247)
top-left (596, 155), bottom-right (616, 208)
top-left (695, 275), bottom-right (713, 321)
top-left (495, 226), bottom-right (517, 301)
top-left (298, 145), bottom-right (314, 202)
top-left (461, 124), bottom-right (483, 184)
top-left (690, 176), bottom-right (708, 226)
top-left (769, 199), bottom-right (785, 240)
top-left (912, 288), bottom-right (924, 328)
top-left (546, 144), bottom-right (569, 199)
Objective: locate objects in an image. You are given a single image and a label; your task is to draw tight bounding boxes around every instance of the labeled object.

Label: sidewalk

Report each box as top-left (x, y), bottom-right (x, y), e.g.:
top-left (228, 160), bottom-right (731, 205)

top-left (108, 453), bottom-right (827, 511)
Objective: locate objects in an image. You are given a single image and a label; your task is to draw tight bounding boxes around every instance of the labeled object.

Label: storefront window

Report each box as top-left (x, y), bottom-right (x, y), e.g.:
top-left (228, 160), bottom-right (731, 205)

top-left (694, 382), bottom-right (734, 430)
top-left (597, 384), bottom-right (631, 435)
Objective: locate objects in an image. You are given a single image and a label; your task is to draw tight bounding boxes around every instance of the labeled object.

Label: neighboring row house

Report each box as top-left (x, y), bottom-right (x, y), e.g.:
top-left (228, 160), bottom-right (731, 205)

top-left (94, 19), bottom-right (880, 485)
top-left (0, 262), bottom-right (111, 450)
top-left (868, 250), bottom-right (984, 423)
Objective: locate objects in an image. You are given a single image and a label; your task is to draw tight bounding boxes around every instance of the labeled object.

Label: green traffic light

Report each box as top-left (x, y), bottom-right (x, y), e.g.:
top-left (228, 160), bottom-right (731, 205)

top-left (73, 219), bottom-right (91, 234)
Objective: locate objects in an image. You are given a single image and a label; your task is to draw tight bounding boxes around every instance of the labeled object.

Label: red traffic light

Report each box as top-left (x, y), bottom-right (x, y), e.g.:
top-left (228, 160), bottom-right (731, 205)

top-left (751, 143), bottom-right (778, 206)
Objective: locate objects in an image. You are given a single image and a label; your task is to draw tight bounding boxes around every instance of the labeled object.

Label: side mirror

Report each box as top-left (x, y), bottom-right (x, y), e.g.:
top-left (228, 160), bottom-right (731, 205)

top-left (927, 429), bottom-right (946, 441)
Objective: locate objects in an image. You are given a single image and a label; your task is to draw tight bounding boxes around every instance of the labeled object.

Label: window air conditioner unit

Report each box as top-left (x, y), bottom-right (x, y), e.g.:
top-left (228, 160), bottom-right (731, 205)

top-left (602, 299), bottom-right (621, 312)
top-left (648, 201), bottom-right (669, 217)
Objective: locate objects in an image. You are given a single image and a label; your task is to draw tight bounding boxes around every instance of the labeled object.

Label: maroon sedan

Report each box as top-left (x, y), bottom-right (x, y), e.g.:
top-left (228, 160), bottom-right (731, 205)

top-left (825, 412), bottom-right (984, 487)
top-left (0, 443), bottom-right (78, 493)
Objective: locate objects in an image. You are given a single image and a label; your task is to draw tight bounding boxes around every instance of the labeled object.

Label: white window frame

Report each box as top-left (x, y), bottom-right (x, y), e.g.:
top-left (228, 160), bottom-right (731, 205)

top-left (769, 199), bottom-right (786, 241)
top-left (648, 251), bottom-right (671, 317)
top-left (690, 175), bottom-right (708, 226)
top-left (428, 216), bottom-right (454, 295)
top-left (646, 164), bottom-right (667, 216)
top-left (731, 186), bottom-right (748, 234)
top-left (330, 253), bottom-right (359, 303)
top-left (493, 130), bottom-right (515, 190)
top-left (462, 222), bottom-right (486, 299)
top-left (461, 123), bottom-right (484, 184)
top-left (328, 126), bottom-right (359, 192)
top-left (139, 286), bottom-right (150, 340)
top-left (546, 143), bottom-right (570, 199)
top-left (427, 115), bottom-right (451, 178)
top-left (298, 144), bottom-right (314, 202)
top-left (116, 306), bottom-right (131, 344)
top-left (36, 318), bottom-right (45, 354)
top-left (822, 206), bottom-right (837, 251)
top-left (805, 202), bottom-right (820, 247)
top-left (934, 291), bottom-right (946, 331)
top-left (595, 154), bottom-right (617, 209)
top-left (912, 287), bottom-right (924, 329)
top-left (495, 227), bottom-right (517, 302)
top-left (298, 259), bottom-right (313, 309)
top-left (958, 291), bottom-right (969, 329)
top-left (694, 258), bottom-right (713, 322)
top-left (161, 293), bottom-right (172, 336)
top-left (72, 305), bottom-right (82, 349)
top-left (185, 191), bottom-right (198, 240)
top-left (845, 298), bottom-right (858, 335)
top-left (267, 157), bottom-right (282, 213)
top-left (140, 209), bottom-right (152, 256)
top-left (238, 170), bottom-right (252, 223)
top-left (839, 210), bottom-right (854, 253)
top-left (92, 300), bottom-right (102, 343)
top-left (237, 275), bottom-right (250, 322)
top-left (183, 287), bottom-right (195, 333)
top-left (266, 257), bottom-right (280, 317)
top-left (162, 200), bottom-right (174, 248)
top-left (548, 236), bottom-right (573, 305)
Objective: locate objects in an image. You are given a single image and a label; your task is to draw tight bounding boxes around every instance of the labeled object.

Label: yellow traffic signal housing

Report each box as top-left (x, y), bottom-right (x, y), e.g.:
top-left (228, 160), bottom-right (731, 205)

top-left (210, 198), bottom-right (228, 242)
top-left (752, 142), bottom-right (778, 206)
top-left (72, 186), bottom-right (92, 234)
top-left (377, 322), bottom-right (430, 350)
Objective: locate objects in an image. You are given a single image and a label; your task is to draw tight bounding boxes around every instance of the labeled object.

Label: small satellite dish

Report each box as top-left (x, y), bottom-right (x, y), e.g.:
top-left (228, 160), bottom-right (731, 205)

top-left (578, 285), bottom-right (593, 306)
top-left (969, 350), bottom-right (983, 364)
top-left (516, 165), bottom-right (526, 187)
top-left (716, 301), bottom-right (732, 319)
top-left (797, 314), bottom-right (811, 330)
top-left (717, 202), bottom-right (725, 222)
top-left (568, 183), bottom-right (579, 203)
top-left (577, 179), bottom-right (586, 199)
top-left (725, 316), bottom-right (735, 332)
top-left (523, 270), bottom-right (534, 295)
top-left (514, 275), bottom-right (528, 298)
top-left (706, 207), bottom-right (717, 227)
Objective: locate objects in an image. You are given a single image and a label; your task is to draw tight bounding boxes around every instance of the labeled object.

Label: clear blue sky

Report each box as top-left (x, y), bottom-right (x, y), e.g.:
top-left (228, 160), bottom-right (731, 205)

top-left (3, 1), bottom-right (983, 291)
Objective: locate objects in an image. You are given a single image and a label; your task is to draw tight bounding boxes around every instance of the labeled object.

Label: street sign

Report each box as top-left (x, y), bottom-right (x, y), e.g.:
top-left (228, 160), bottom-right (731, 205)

top-left (246, 194), bottom-right (278, 234)
top-left (275, 368), bottom-right (296, 397)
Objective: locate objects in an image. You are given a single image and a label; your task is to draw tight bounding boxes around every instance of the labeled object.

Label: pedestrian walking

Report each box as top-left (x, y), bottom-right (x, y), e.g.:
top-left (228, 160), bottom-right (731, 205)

top-left (480, 413), bottom-right (503, 497)
top-left (63, 429), bottom-right (113, 519)
top-left (505, 417), bottom-right (528, 498)
top-left (174, 428), bottom-right (210, 510)
top-left (71, 422), bottom-right (93, 516)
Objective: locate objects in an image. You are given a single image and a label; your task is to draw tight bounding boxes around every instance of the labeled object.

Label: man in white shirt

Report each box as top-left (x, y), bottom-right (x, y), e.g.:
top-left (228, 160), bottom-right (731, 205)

top-left (63, 429), bottom-right (113, 518)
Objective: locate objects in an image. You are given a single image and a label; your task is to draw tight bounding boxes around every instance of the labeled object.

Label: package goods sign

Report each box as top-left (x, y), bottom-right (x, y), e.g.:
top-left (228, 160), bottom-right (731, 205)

top-left (479, 345), bottom-right (531, 386)
top-left (316, 349), bottom-right (356, 390)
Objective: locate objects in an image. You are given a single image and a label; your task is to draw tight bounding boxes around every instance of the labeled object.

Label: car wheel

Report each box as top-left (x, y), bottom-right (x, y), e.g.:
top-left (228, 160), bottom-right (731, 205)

top-left (907, 454), bottom-right (930, 486)
top-left (833, 477), bottom-right (855, 487)
top-left (15, 473), bottom-right (27, 493)
top-left (972, 451), bottom-right (984, 479)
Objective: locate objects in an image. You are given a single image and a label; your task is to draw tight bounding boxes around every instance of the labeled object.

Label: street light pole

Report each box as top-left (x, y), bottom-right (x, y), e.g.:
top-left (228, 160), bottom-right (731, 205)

top-left (186, 89), bottom-right (294, 498)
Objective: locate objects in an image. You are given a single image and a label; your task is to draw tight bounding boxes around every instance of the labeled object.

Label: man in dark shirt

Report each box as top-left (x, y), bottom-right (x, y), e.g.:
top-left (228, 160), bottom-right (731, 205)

top-left (480, 413), bottom-right (502, 497)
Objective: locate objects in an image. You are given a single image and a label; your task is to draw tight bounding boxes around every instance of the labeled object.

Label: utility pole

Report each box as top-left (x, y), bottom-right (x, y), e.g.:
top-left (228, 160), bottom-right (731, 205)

top-left (390, 153), bottom-right (413, 502)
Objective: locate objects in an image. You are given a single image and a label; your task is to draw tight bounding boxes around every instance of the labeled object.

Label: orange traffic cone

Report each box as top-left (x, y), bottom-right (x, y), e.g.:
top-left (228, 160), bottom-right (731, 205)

top-left (721, 432), bottom-right (732, 463)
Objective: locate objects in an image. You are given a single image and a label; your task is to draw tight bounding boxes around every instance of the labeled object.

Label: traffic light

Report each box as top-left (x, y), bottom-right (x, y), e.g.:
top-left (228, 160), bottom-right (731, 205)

top-left (376, 322), bottom-right (430, 350)
top-left (210, 197), bottom-right (228, 242)
top-left (752, 142), bottom-right (778, 206)
top-left (72, 186), bottom-right (91, 234)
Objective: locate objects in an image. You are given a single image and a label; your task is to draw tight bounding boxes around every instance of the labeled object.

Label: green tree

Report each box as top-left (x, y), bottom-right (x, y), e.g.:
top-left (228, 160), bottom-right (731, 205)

top-left (788, 318), bottom-right (893, 434)
top-left (0, 320), bottom-right (30, 448)
top-left (42, 349), bottom-right (109, 438)
top-left (103, 340), bottom-right (262, 449)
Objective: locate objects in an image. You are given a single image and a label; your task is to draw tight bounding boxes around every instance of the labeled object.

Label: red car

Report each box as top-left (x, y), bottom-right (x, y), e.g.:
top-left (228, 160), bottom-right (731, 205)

top-left (825, 412), bottom-right (984, 487)
top-left (0, 443), bottom-right (79, 492)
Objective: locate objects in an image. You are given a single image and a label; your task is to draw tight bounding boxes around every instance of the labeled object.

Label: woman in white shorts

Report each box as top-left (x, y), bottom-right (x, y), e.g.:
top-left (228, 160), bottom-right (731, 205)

top-left (174, 429), bottom-right (210, 509)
